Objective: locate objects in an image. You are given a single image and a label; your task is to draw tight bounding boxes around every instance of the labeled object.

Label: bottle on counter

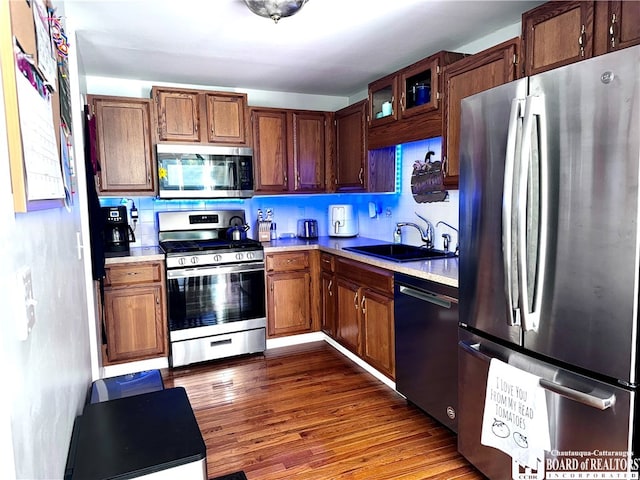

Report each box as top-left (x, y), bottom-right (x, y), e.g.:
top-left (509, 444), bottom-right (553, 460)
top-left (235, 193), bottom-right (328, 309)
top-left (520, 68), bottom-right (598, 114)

top-left (270, 222), bottom-right (277, 240)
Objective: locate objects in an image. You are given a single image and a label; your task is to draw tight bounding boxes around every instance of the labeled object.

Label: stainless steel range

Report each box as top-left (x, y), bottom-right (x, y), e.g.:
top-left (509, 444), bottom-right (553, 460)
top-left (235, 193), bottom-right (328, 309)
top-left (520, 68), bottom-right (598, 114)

top-left (158, 210), bottom-right (266, 368)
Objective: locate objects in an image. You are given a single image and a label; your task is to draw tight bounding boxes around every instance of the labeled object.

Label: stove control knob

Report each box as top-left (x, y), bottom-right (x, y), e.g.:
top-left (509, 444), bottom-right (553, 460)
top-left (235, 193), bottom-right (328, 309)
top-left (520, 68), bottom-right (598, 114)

top-left (213, 254), bottom-right (222, 262)
top-left (247, 252), bottom-right (255, 260)
top-left (190, 256), bottom-right (199, 265)
top-left (178, 257), bottom-right (186, 266)
top-left (235, 252), bottom-right (244, 261)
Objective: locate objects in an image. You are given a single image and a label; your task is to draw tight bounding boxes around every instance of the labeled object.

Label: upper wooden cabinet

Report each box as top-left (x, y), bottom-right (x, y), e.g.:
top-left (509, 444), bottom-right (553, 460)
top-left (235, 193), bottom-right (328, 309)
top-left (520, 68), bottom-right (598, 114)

top-left (332, 100), bottom-right (395, 194)
top-left (252, 108), bottom-right (288, 192)
top-left (205, 93), bottom-right (248, 144)
top-left (152, 86), bottom-right (249, 145)
top-left (442, 38), bottom-right (520, 188)
top-left (334, 100), bottom-right (367, 192)
top-left (88, 95), bottom-right (156, 195)
top-left (522, 1), bottom-right (595, 76)
top-left (291, 111), bottom-right (328, 192)
top-left (251, 107), bottom-right (331, 194)
top-left (594, 1), bottom-right (640, 55)
top-left (523, 1), bottom-right (640, 76)
top-left (367, 51), bottom-right (467, 150)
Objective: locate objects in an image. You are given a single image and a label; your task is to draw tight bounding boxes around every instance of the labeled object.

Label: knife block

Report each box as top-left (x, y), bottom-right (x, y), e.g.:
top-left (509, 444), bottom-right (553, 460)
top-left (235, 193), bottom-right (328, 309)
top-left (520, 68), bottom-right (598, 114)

top-left (258, 220), bottom-right (272, 242)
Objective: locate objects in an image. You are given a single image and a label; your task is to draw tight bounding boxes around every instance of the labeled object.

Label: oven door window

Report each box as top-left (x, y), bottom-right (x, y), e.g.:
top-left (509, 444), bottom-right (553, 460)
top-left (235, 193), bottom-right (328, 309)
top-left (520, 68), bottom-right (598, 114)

top-left (167, 267), bottom-right (265, 331)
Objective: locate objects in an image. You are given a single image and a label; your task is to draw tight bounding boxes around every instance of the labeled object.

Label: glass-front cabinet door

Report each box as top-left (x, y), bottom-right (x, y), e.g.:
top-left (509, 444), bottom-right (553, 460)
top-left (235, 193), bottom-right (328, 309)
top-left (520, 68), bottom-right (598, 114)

top-left (368, 74), bottom-right (398, 126)
top-left (400, 56), bottom-right (439, 117)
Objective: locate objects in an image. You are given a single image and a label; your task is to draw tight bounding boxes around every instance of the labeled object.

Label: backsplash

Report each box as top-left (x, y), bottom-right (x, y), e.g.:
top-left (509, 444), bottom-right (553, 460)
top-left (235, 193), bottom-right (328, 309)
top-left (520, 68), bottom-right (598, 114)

top-left (99, 138), bottom-right (459, 251)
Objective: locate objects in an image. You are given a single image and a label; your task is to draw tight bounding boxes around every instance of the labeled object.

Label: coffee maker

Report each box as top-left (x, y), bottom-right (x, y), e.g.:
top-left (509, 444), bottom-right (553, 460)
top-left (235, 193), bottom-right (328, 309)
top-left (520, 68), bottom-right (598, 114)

top-left (102, 206), bottom-right (135, 253)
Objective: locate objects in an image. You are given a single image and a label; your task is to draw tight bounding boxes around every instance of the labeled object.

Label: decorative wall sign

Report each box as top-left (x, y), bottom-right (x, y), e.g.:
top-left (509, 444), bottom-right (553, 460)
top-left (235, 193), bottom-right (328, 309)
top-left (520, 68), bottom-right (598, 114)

top-left (411, 150), bottom-right (448, 203)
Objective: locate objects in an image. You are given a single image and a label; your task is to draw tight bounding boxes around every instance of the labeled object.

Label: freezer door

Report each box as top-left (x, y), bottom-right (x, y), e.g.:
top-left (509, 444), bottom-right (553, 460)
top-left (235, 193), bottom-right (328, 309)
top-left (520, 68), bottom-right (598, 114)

top-left (458, 330), bottom-right (635, 480)
top-left (459, 78), bottom-right (528, 345)
top-left (524, 45), bottom-right (640, 385)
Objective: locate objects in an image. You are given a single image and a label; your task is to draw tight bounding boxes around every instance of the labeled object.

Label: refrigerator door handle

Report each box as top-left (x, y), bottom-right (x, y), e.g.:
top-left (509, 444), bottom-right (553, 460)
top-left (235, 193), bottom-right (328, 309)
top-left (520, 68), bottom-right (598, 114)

top-left (539, 378), bottom-right (616, 411)
top-left (459, 340), bottom-right (493, 362)
top-left (517, 95), bottom-right (549, 332)
top-left (461, 340), bottom-right (617, 411)
top-left (503, 98), bottom-right (525, 327)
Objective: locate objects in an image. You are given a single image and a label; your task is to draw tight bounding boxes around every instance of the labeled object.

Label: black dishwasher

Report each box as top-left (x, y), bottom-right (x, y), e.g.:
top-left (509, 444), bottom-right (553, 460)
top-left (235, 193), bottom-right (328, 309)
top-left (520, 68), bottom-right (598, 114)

top-left (394, 272), bottom-right (459, 432)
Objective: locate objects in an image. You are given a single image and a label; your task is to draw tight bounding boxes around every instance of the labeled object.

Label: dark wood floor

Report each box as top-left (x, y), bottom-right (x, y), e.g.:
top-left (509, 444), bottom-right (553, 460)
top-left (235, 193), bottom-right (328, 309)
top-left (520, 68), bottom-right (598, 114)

top-left (162, 341), bottom-right (484, 480)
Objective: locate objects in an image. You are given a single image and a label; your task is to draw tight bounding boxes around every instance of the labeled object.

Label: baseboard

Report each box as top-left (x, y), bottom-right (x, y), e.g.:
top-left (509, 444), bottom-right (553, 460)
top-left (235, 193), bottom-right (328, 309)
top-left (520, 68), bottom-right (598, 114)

top-left (267, 332), bottom-right (397, 391)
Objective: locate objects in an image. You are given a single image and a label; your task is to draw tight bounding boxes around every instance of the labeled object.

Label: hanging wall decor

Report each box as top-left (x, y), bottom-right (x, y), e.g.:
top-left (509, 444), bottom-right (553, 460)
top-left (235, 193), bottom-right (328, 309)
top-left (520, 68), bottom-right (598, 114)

top-left (411, 150), bottom-right (448, 203)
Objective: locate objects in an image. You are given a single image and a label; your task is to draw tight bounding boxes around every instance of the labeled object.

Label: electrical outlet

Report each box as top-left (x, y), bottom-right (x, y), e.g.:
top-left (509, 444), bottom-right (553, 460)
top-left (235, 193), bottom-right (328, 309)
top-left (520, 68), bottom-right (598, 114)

top-left (16, 267), bottom-right (36, 340)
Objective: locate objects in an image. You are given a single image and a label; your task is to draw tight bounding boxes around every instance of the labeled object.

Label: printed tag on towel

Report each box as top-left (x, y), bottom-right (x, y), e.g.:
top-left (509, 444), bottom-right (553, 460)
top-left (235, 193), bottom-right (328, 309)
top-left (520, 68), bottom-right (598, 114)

top-left (481, 358), bottom-right (551, 469)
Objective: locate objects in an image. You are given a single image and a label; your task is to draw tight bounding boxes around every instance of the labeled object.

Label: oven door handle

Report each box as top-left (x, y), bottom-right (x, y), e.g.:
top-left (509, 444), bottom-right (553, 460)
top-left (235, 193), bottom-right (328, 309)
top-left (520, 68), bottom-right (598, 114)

top-left (167, 262), bottom-right (265, 279)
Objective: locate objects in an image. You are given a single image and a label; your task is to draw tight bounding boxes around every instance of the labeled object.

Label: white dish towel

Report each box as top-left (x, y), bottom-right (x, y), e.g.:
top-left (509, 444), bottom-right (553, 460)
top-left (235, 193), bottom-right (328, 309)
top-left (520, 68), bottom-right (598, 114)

top-left (481, 358), bottom-right (551, 469)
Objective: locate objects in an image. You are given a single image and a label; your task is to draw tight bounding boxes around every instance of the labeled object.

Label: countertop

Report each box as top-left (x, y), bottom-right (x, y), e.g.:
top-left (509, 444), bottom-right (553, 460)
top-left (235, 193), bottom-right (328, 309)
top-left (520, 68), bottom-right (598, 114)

top-left (263, 236), bottom-right (458, 288)
top-left (105, 246), bottom-right (165, 265)
top-left (104, 237), bottom-right (458, 287)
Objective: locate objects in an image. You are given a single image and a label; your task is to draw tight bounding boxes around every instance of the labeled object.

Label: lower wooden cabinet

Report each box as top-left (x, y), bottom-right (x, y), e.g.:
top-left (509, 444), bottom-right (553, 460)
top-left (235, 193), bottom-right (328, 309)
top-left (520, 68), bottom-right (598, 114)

top-left (320, 253), bottom-right (337, 337)
top-left (333, 256), bottom-right (395, 379)
top-left (102, 261), bottom-right (168, 364)
top-left (266, 251), bottom-right (320, 337)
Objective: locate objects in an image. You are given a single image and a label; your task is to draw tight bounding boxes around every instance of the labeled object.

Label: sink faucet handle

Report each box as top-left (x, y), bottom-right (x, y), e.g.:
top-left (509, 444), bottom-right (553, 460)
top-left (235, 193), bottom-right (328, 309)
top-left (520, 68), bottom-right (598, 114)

top-left (393, 225), bottom-right (402, 244)
top-left (414, 212), bottom-right (434, 247)
top-left (442, 233), bottom-right (451, 252)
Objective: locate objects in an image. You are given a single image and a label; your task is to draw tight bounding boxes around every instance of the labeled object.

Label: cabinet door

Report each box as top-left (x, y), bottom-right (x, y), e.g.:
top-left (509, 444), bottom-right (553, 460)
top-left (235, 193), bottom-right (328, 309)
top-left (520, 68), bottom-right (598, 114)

top-left (361, 288), bottom-right (395, 379)
top-left (334, 100), bottom-right (367, 192)
top-left (368, 74), bottom-right (398, 127)
top-left (205, 93), bottom-right (247, 145)
top-left (400, 56), bottom-right (439, 118)
top-left (522, 1), bottom-right (595, 76)
top-left (443, 38), bottom-right (519, 188)
top-left (104, 284), bottom-right (167, 363)
top-left (252, 109), bottom-right (289, 192)
top-left (336, 277), bottom-right (360, 354)
top-left (608, 1), bottom-right (640, 52)
top-left (267, 271), bottom-right (312, 337)
top-left (154, 88), bottom-right (201, 142)
top-left (291, 111), bottom-right (326, 192)
top-left (90, 96), bottom-right (155, 194)
top-left (321, 270), bottom-right (336, 337)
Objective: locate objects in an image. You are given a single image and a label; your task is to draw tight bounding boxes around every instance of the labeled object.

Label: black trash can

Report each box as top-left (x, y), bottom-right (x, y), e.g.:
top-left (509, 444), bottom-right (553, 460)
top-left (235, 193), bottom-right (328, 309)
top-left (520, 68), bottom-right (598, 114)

top-left (89, 370), bottom-right (164, 403)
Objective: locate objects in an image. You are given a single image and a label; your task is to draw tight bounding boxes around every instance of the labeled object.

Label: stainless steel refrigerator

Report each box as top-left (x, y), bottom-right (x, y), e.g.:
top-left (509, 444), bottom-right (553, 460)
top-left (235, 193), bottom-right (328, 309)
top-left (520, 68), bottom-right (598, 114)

top-left (458, 44), bottom-right (639, 479)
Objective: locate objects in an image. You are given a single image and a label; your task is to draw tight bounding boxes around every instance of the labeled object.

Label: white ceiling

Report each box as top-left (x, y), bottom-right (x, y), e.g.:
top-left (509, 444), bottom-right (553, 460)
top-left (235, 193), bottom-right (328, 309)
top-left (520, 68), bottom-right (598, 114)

top-left (63, 0), bottom-right (543, 98)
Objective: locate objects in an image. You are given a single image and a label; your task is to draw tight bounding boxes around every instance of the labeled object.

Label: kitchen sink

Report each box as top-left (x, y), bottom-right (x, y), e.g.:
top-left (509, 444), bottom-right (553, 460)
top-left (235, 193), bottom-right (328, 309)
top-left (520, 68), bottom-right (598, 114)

top-left (343, 244), bottom-right (456, 262)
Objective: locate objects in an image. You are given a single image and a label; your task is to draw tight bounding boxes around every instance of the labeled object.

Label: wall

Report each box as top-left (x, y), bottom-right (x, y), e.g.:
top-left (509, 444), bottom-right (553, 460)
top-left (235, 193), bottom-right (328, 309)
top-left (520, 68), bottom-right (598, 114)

top-left (0, 11), bottom-right (93, 480)
top-left (0, 100), bottom-right (93, 477)
top-left (100, 136), bottom-right (458, 252)
top-left (85, 76), bottom-right (349, 112)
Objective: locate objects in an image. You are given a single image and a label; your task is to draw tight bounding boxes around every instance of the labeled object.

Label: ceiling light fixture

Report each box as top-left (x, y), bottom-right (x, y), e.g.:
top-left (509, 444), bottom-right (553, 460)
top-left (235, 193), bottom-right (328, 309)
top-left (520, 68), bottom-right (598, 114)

top-left (243, 0), bottom-right (309, 24)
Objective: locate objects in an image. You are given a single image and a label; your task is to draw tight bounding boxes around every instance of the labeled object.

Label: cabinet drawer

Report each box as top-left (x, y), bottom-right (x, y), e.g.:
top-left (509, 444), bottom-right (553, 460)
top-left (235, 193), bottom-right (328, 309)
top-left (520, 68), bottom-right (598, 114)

top-left (105, 262), bottom-right (163, 286)
top-left (320, 253), bottom-right (334, 272)
top-left (266, 252), bottom-right (309, 272)
top-left (335, 257), bottom-right (393, 294)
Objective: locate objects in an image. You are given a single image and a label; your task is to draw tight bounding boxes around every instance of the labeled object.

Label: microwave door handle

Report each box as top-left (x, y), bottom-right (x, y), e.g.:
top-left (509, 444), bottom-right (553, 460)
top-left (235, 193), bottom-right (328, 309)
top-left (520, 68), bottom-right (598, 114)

top-left (517, 95), bottom-right (548, 333)
top-left (228, 162), bottom-right (237, 188)
top-left (503, 98), bottom-right (524, 327)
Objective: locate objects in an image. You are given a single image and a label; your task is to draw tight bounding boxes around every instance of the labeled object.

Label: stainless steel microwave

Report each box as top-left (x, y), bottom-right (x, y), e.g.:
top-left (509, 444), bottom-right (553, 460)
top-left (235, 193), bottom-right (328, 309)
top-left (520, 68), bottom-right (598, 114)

top-left (157, 144), bottom-right (254, 199)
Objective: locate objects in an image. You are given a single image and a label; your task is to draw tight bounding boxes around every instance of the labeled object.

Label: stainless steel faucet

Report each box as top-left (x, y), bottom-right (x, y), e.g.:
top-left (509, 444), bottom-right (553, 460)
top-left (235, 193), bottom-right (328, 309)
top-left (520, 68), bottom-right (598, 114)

top-left (436, 221), bottom-right (459, 255)
top-left (395, 212), bottom-right (435, 248)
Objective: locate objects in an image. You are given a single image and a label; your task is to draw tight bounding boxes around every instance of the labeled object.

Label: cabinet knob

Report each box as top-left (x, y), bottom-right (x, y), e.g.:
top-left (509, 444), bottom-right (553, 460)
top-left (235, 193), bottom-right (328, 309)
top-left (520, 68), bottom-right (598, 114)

top-left (361, 295), bottom-right (366, 314)
top-left (353, 291), bottom-right (359, 310)
top-left (578, 24), bottom-right (586, 57)
top-left (358, 167), bottom-right (364, 185)
top-left (328, 279), bottom-right (333, 296)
